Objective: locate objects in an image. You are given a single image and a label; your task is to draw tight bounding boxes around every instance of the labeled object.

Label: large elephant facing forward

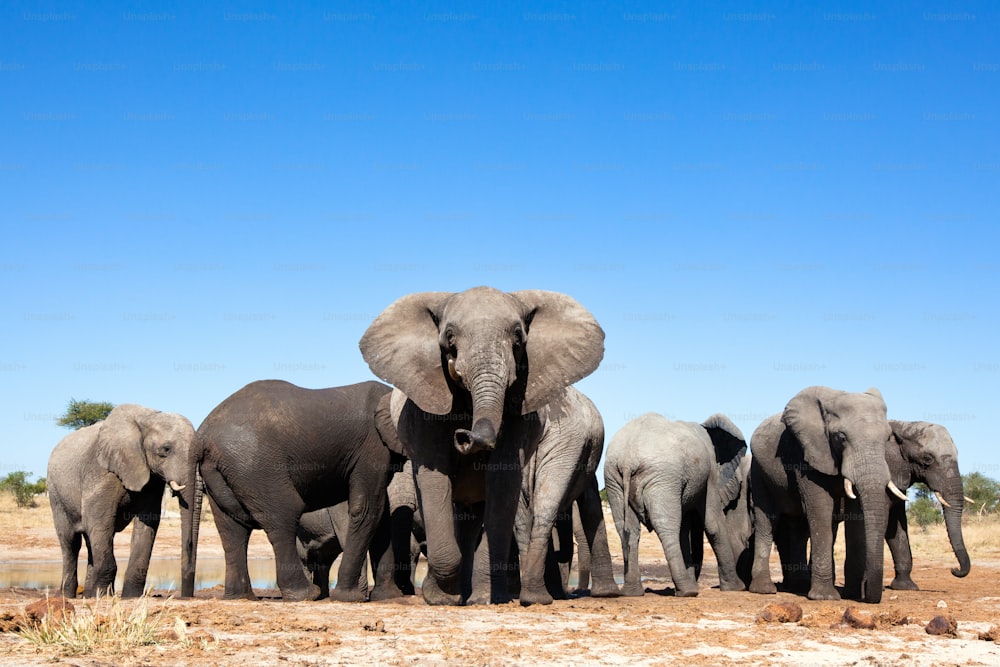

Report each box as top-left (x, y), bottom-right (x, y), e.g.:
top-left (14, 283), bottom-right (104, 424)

top-left (883, 419), bottom-right (970, 589)
top-left (749, 386), bottom-right (905, 604)
top-left (604, 413), bottom-right (745, 597)
top-left (360, 287), bottom-right (605, 605)
top-left (47, 405), bottom-right (195, 598)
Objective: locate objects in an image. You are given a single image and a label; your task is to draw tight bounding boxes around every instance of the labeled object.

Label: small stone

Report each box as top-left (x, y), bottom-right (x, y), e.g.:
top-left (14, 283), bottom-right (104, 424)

top-left (936, 600), bottom-right (948, 609)
top-left (756, 602), bottom-right (803, 623)
top-left (925, 615), bottom-right (957, 636)
top-left (843, 607), bottom-right (876, 630)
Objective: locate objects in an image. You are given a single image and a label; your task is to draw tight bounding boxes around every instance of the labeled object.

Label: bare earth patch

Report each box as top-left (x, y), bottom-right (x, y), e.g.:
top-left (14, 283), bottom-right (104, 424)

top-left (2, 496), bottom-right (1000, 666)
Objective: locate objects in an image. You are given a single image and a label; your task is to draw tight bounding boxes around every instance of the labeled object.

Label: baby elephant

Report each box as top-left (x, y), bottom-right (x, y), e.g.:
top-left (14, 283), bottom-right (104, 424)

top-left (48, 405), bottom-right (196, 597)
top-left (604, 413), bottom-right (746, 597)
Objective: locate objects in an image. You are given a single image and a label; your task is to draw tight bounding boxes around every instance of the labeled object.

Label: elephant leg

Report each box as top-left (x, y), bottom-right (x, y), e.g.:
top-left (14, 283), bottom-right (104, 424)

top-left (749, 499), bottom-right (778, 595)
top-left (885, 499), bottom-right (918, 590)
top-left (330, 481), bottom-right (385, 603)
top-left (518, 494), bottom-right (564, 606)
top-left (121, 493), bottom-right (161, 598)
top-left (683, 513), bottom-right (703, 581)
top-left (576, 480), bottom-right (619, 598)
top-left (571, 502), bottom-right (592, 594)
top-left (56, 528), bottom-right (82, 598)
top-left (209, 496), bottom-right (257, 600)
top-left (776, 518), bottom-right (811, 593)
top-left (83, 526), bottom-right (118, 597)
top-left (389, 506), bottom-right (417, 596)
top-left (367, 500), bottom-right (404, 602)
top-left (618, 499), bottom-right (645, 597)
top-left (798, 474), bottom-right (840, 601)
top-left (463, 503), bottom-right (490, 604)
top-left (647, 490), bottom-right (698, 597)
top-left (470, 447), bottom-right (521, 605)
top-left (414, 463), bottom-right (462, 605)
top-left (545, 513), bottom-right (572, 601)
top-left (705, 495), bottom-right (743, 591)
top-left (842, 501), bottom-right (866, 599)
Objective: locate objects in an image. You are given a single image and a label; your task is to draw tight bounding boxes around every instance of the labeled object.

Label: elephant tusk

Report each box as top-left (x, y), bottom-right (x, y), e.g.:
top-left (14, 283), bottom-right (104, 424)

top-left (169, 481), bottom-right (187, 492)
top-left (887, 481), bottom-right (908, 502)
top-left (965, 496), bottom-right (976, 504)
top-left (447, 357), bottom-right (464, 385)
top-left (844, 478), bottom-right (857, 500)
top-left (934, 491), bottom-right (952, 509)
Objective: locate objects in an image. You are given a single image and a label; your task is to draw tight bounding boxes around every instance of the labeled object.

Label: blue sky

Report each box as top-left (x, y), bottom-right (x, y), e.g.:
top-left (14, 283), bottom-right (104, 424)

top-left (2, 1), bottom-right (997, 485)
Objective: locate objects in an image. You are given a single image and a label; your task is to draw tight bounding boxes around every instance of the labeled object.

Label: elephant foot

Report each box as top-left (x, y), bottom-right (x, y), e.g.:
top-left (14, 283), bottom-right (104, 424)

top-left (421, 574), bottom-right (462, 606)
top-left (329, 586), bottom-right (367, 603)
top-left (807, 583), bottom-right (841, 601)
top-left (674, 586), bottom-right (699, 598)
top-left (621, 583), bottom-right (645, 597)
top-left (518, 586), bottom-right (554, 607)
top-left (719, 580), bottom-right (746, 593)
top-left (223, 590), bottom-right (259, 601)
top-left (889, 575), bottom-right (919, 591)
top-left (748, 578), bottom-right (777, 595)
top-left (281, 583), bottom-right (322, 602)
top-left (589, 581), bottom-right (621, 598)
top-left (368, 585), bottom-right (404, 602)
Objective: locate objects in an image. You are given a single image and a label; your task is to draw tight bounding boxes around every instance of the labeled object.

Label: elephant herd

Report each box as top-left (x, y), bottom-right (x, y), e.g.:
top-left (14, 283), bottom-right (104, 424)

top-left (46, 287), bottom-right (970, 607)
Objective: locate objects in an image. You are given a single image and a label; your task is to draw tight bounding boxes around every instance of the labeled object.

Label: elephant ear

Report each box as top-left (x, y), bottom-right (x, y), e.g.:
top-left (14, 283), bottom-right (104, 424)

top-left (511, 290), bottom-right (605, 415)
top-left (887, 419), bottom-right (916, 490)
top-left (359, 292), bottom-right (454, 415)
top-left (96, 404), bottom-right (154, 492)
top-left (782, 386), bottom-right (840, 477)
top-left (702, 413), bottom-right (748, 506)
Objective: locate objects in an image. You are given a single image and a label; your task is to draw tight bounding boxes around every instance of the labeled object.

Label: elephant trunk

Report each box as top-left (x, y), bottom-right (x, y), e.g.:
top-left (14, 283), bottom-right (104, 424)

top-left (454, 369), bottom-right (506, 455)
top-left (180, 465), bottom-right (203, 598)
top-left (857, 474), bottom-right (889, 604)
top-left (941, 476), bottom-right (971, 578)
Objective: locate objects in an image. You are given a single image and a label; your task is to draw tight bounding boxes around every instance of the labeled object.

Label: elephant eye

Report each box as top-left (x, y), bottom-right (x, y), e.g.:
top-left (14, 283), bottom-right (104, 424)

top-left (831, 432), bottom-right (847, 446)
top-left (512, 326), bottom-right (524, 350)
top-left (157, 443), bottom-right (172, 458)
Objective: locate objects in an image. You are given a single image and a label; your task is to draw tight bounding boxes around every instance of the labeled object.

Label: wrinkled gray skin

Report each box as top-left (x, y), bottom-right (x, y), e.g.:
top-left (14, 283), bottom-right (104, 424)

top-left (187, 380), bottom-right (403, 602)
top-left (361, 287), bottom-right (605, 605)
top-left (882, 419), bottom-right (970, 589)
top-left (47, 405), bottom-right (195, 598)
top-left (750, 386), bottom-right (894, 604)
top-left (297, 461), bottom-right (426, 597)
top-left (512, 387), bottom-right (620, 605)
top-left (604, 413), bottom-right (745, 597)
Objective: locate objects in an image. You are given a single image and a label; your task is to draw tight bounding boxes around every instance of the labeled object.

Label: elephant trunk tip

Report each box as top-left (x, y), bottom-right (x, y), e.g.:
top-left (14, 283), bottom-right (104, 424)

top-left (454, 419), bottom-right (497, 455)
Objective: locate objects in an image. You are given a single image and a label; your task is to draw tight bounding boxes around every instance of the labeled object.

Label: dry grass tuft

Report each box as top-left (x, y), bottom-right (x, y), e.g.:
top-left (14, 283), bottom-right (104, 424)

top-left (15, 592), bottom-right (183, 656)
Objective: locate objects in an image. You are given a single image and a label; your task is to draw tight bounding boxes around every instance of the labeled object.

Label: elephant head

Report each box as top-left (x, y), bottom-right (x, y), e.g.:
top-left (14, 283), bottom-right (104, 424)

top-left (889, 420), bottom-right (970, 578)
top-left (782, 386), bottom-right (896, 603)
top-left (96, 404), bottom-right (194, 493)
top-left (360, 287), bottom-right (604, 454)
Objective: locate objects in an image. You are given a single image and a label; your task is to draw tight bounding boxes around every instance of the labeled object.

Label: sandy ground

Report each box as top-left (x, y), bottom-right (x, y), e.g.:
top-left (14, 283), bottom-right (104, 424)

top-left (2, 498), bottom-right (1000, 666)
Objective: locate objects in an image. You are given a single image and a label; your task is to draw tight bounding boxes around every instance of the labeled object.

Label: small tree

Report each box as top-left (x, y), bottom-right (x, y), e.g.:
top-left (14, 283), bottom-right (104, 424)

top-left (0, 471), bottom-right (42, 509)
top-left (907, 483), bottom-right (943, 532)
top-left (56, 398), bottom-right (114, 430)
top-left (962, 472), bottom-right (1000, 516)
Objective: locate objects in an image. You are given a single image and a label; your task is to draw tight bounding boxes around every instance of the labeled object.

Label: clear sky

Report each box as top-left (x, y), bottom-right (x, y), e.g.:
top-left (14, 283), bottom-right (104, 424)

top-left (2, 2), bottom-right (997, 486)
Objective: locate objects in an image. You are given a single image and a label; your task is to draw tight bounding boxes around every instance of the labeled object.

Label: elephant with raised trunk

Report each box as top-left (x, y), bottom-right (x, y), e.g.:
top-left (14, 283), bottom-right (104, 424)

top-left (47, 405), bottom-right (196, 598)
top-left (883, 419), bottom-right (970, 589)
top-left (185, 380), bottom-right (405, 602)
top-left (749, 386), bottom-right (905, 604)
top-left (360, 287), bottom-right (605, 605)
top-left (604, 413), bottom-right (746, 597)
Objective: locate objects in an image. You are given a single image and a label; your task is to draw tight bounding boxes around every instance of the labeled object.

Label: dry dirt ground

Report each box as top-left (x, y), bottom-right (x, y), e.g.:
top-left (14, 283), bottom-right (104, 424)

top-left (2, 497), bottom-right (1000, 666)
